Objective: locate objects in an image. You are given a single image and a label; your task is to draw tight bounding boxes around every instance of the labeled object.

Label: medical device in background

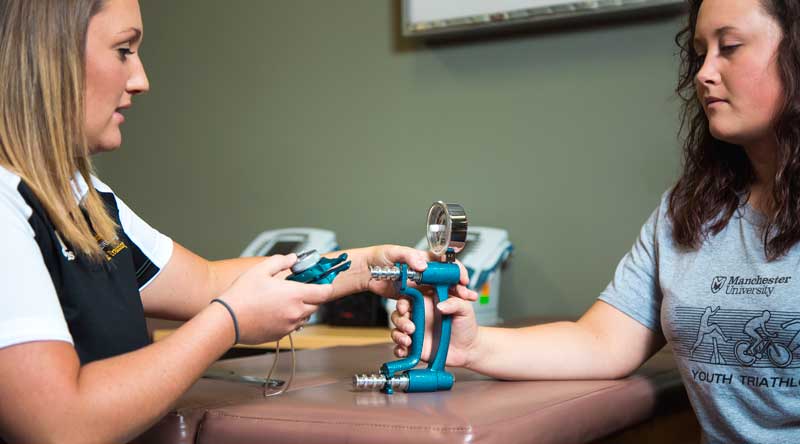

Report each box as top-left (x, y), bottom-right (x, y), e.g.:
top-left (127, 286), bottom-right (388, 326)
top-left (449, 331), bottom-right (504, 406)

top-left (354, 201), bottom-right (467, 393)
top-left (241, 227), bottom-right (339, 258)
top-left (425, 226), bottom-right (513, 326)
top-left (384, 226), bottom-right (513, 327)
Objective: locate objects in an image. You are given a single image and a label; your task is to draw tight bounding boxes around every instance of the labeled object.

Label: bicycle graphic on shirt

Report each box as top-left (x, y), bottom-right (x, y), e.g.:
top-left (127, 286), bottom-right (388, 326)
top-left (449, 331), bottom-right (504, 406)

top-left (734, 334), bottom-right (792, 367)
top-left (733, 310), bottom-right (792, 368)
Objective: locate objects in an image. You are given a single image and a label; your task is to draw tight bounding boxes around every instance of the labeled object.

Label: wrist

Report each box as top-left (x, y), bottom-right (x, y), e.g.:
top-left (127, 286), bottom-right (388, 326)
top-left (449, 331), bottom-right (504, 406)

top-left (199, 301), bottom-right (238, 350)
top-left (345, 246), bottom-right (375, 293)
top-left (210, 298), bottom-right (239, 346)
top-left (463, 326), bottom-right (486, 370)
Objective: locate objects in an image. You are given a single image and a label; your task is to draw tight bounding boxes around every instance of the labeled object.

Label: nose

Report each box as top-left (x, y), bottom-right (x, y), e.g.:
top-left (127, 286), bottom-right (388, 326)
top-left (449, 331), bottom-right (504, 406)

top-left (695, 55), bottom-right (720, 87)
top-left (127, 54), bottom-right (149, 95)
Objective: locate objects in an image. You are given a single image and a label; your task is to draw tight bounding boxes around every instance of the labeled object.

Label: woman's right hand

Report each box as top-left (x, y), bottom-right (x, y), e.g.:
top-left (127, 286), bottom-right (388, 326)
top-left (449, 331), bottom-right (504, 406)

top-left (216, 254), bottom-right (334, 344)
top-left (390, 289), bottom-right (480, 368)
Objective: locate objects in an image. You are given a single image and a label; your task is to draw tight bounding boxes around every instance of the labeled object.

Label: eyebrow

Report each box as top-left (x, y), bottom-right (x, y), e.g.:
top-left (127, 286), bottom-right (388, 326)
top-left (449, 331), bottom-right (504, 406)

top-left (117, 27), bottom-right (142, 43)
top-left (693, 26), bottom-right (739, 48)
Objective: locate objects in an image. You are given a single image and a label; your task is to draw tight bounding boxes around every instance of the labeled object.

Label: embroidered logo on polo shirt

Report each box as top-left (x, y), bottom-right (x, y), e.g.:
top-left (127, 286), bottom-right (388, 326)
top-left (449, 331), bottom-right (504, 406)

top-left (96, 235), bottom-right (127, 261)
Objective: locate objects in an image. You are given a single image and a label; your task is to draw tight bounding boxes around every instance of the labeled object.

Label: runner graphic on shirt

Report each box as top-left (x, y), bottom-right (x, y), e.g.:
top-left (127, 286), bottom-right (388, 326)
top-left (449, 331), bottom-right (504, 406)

top-left (690, 306), bottom-right (730, 364)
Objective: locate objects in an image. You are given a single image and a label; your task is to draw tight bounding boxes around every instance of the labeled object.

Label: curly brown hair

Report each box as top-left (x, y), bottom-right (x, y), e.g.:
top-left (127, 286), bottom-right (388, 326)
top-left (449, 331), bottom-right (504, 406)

top-left (669, 0), bottom-right (800, 260)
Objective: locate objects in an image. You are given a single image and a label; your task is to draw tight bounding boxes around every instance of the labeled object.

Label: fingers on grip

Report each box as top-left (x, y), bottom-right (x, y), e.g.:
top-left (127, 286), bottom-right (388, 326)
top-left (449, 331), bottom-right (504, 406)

top-left (394, 345), bottom-right (408, 358)
top-left (391, 329), bottom-right (411, 347)
top-left (436, 297), bottom-right (469, 315)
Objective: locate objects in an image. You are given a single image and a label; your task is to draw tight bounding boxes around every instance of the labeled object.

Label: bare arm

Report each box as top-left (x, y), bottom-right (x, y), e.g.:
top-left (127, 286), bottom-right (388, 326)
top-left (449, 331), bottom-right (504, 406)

top-left (466, 301), bottom-right (665, 380)
top-left (393, 299), bottom-right (664, 381)
top-left (0, 254), bottom-right (336, 444)
top-left (0, 242), bottom-right (457, 442)
top-left (0, 302), bottom-right (233, 444)
top-left (140, 242), bottom-right (263, 321)
top-left (141, 243), bottom-right (472, 321)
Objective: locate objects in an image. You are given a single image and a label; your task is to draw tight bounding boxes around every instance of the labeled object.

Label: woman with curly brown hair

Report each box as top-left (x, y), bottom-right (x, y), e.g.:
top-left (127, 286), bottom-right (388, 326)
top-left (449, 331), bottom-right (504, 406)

top-left (0, 1), bottom-right (474, 442)
top-left (392, 0), bottom-right (800, 441)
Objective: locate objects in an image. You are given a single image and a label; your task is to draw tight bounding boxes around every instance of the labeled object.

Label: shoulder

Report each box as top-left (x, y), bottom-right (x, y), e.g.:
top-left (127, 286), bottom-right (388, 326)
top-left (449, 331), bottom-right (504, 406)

top-left (630, 188), bottom-right (679, 255)
top-left (0, 164), bottom-right (27, 205)
top-left (656, 188), bottom-right (673, 219)
top-left (0, 165), bottom-right (34, 236)
top-left (0, 166), bottom-right (73, 349)
top-left (73, 174), bottom-right (125, 221)
top-left (639, 189), bottom-right (674, 234)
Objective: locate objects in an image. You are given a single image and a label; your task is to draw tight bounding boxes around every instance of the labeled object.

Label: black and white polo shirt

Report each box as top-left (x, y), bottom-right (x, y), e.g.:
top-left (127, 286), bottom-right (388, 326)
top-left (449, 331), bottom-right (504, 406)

top-left (0, 166), bottom-right (173, 364)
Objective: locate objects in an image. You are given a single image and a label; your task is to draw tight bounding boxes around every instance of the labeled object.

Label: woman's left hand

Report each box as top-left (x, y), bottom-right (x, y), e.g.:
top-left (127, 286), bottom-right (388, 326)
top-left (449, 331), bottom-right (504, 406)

top-left (337, 245), bottom-right (477, 302)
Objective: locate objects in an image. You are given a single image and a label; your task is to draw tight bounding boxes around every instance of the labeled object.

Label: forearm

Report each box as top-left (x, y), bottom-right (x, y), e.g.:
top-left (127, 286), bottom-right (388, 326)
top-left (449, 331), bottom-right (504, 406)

top-left (64, 304), bottom-right (232, 443)
top-left (461, 301), bottom-right (664, 381)
top-left (207, 257), bottom-right (264, 298)
top-left (323, 247), bottom-right (374, 298)
top-left (142, 245), bottom-right (263, 321)
top-left (467, 321), bottom-right (627, 381)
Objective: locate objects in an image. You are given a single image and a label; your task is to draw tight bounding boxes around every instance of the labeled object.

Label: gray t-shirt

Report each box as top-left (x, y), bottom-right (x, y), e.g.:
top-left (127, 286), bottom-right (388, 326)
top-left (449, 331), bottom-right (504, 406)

top-left (599, 192), bottom-right (800, 443)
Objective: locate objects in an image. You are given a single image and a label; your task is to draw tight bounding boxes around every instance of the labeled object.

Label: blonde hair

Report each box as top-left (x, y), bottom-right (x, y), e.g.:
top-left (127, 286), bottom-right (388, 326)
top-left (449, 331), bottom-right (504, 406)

top-left (0, 0), bottom-right (118, 261)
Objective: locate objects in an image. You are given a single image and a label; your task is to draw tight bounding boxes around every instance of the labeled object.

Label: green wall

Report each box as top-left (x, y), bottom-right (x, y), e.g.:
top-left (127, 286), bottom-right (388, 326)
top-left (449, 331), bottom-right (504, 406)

top-left (95, 0), bottom-right (684, 322)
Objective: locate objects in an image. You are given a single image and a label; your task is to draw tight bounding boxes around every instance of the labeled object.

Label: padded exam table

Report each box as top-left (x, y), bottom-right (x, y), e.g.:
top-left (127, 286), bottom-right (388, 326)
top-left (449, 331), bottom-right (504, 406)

top-left (132, 342), bottom-right (698, 444)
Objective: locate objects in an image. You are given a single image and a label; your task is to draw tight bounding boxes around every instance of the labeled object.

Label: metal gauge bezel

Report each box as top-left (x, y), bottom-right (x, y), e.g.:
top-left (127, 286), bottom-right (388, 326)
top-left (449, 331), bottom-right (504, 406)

top-left (291, 249), bottom-right (321, 274)
top-left (426, 201), bottom-right (468, 256)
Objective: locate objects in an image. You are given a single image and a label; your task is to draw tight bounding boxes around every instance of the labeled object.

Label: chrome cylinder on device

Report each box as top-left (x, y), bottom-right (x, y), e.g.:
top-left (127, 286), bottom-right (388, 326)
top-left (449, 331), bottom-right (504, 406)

top-left (352, 373), bottom-right (409, 392)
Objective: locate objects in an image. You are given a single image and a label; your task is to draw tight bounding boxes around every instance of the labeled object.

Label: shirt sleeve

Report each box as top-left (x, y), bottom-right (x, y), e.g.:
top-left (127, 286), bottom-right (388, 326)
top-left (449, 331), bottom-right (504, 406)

top-left (89, 176), bottom-right (174, 290)
top-left (113, 195), bottom-right (174, 290)
top-left (0, 182), bottom-right (73, 349)
top-left (597, 202), bottom-right (664, 333)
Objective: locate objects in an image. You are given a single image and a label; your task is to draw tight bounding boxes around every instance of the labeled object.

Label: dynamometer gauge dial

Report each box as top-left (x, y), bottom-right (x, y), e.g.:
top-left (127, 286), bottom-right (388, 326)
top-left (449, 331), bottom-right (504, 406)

top-left (426, 201), bottom-right (468, 258)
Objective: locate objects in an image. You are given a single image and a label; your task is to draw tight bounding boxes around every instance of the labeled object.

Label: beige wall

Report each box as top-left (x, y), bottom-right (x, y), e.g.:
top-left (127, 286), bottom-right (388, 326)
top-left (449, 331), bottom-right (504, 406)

top-left (95, 1), bottom-right (684, 322)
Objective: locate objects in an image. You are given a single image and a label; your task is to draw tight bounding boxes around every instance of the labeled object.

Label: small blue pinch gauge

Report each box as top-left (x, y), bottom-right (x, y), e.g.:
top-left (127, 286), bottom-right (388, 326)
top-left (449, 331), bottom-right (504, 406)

top-left (287, 249), bottom-right (351, 284)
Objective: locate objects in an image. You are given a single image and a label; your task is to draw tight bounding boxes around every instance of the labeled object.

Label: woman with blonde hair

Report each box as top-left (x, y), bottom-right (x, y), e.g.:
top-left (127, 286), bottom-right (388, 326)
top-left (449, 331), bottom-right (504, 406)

top-left (0, 1), bottom-right (473, 442)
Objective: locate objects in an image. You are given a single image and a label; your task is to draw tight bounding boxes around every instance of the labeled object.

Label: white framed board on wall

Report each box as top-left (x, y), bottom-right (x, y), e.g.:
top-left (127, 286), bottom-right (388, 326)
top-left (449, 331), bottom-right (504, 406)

top-left (402, 0), bottom-right (685, 38)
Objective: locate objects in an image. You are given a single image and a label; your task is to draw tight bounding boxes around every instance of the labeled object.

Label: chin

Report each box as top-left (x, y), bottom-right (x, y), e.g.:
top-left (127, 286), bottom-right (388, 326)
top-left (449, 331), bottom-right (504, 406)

top-left (707, 122), bottom-right (740, 145)
top-left (90, 133), bottom-right (123, 154)
top-left (89, 143), bottom-right (121, 155)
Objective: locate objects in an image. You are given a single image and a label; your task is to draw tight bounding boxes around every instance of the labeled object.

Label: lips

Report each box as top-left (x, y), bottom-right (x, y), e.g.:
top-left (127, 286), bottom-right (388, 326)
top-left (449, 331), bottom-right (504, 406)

top-left (113, 103), bottom-right (131, 123)
top-left (705, 96), bottom-right (727, 106)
